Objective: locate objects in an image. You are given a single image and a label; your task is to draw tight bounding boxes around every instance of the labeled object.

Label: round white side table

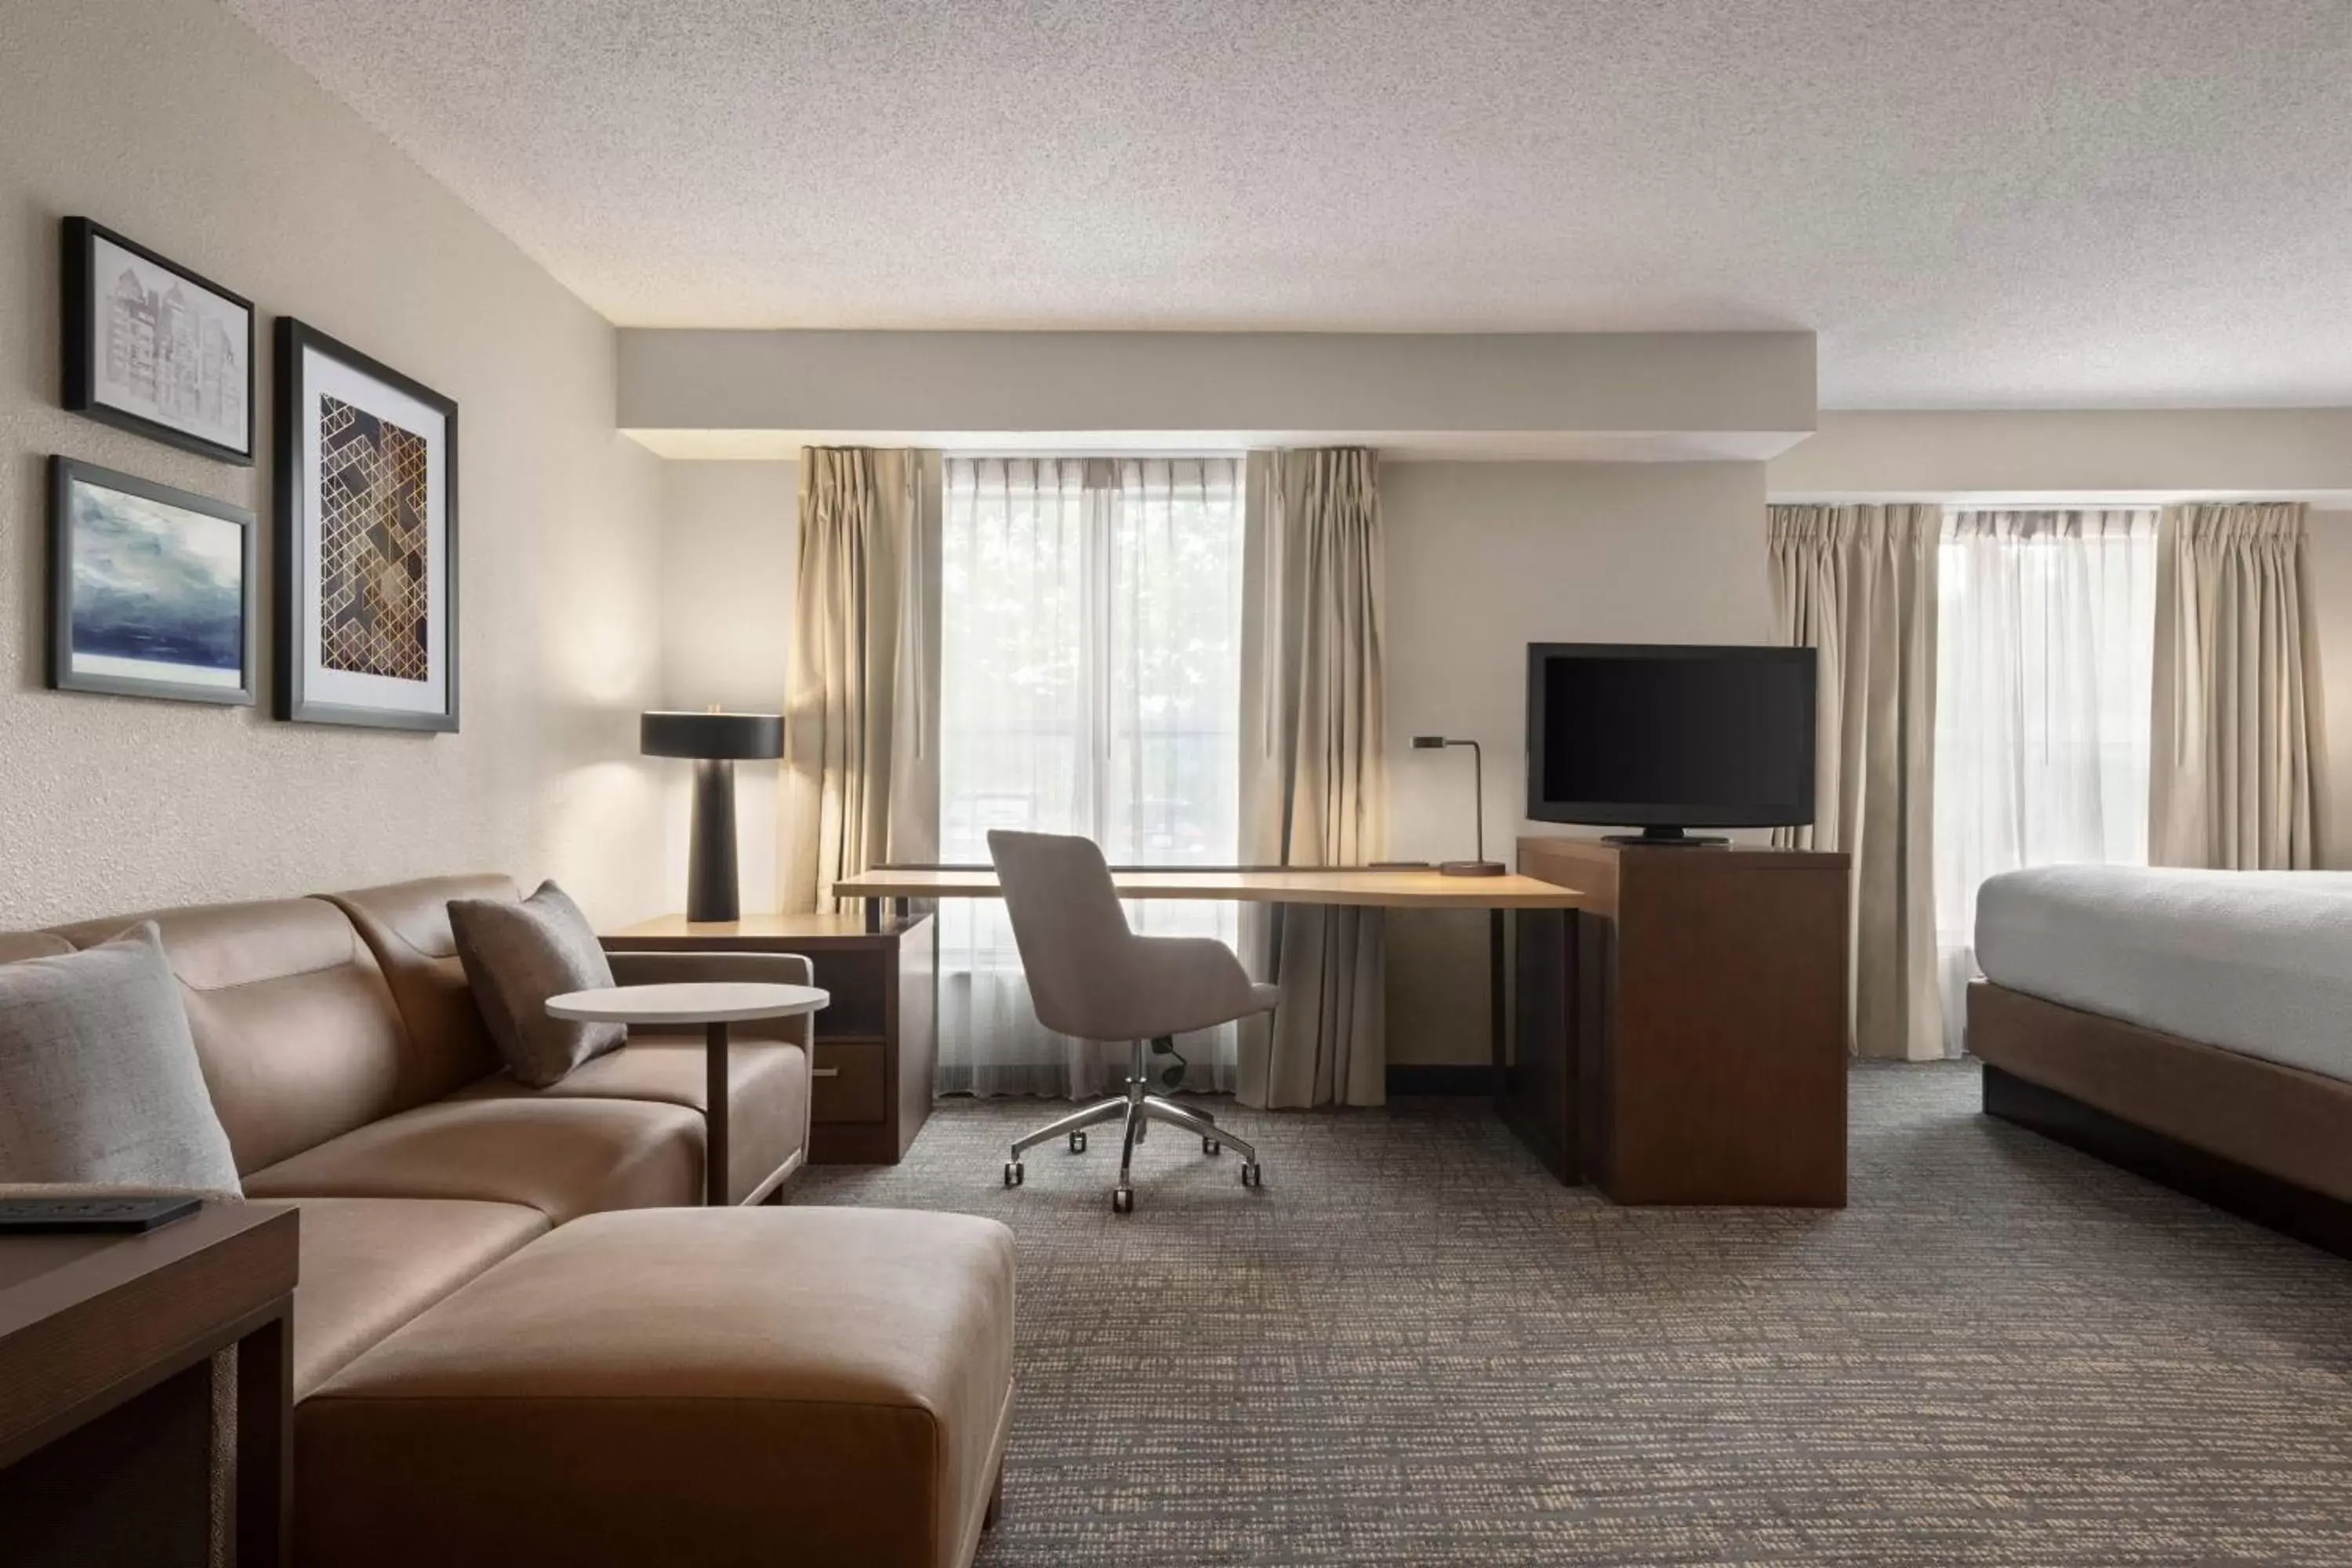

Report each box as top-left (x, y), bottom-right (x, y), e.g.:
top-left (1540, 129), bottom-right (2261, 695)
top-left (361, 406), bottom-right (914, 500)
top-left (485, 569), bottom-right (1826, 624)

top-left (547, 982), bottom-right (829, 1206)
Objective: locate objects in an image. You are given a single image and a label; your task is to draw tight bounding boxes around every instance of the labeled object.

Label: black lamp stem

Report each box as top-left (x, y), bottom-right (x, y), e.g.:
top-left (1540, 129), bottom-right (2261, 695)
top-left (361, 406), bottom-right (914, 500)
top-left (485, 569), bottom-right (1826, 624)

top-left (687, 757), bottom-right (740, 924)
top-left (1463, 739), bottom-right (1485, 862)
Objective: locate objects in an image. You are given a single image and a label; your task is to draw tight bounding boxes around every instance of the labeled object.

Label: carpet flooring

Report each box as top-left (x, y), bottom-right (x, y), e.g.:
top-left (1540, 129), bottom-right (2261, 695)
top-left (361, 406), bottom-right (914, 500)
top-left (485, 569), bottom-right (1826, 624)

top-left (798, 1063), bottom-right (2352, 1566)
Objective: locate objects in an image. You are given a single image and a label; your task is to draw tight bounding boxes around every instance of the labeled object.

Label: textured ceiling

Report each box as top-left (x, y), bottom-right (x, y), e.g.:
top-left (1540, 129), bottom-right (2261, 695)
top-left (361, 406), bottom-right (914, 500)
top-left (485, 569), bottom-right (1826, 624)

top-left (223, 0), bottom-right (2352, 408)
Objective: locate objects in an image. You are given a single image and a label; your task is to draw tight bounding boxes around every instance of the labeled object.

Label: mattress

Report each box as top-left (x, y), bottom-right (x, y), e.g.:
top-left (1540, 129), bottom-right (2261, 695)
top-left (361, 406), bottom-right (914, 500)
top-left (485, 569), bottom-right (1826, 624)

top-left (1973, 865), bottom-right (2352, 1083)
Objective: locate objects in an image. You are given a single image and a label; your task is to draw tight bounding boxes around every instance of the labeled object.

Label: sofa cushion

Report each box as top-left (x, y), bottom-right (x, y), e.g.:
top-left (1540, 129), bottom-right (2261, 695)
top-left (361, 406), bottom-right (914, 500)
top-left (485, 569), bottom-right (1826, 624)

top-left (448, 882), bottom-right (623, 1088)
top-left (242, 1096), bottom-right (702, 1223)
top-left (321, 875), bottom-right (517, 1105)
top-left (47, 898), bottom-right (417, 1176)
top-left (286, 1196), bottom-right (549, 1399)
top-left (456, 1040), bottom-right (811, 1203)
top-left (296, 1207), bottom-right (1018, 1568)
top-left (0, 925), bottom-right (241, 1191)
top-left (0, 932), bottom-right (72, 964)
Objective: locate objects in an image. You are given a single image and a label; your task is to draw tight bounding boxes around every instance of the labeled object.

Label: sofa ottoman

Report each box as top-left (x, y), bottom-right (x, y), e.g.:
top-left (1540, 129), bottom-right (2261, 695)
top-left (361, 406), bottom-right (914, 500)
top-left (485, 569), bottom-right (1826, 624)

top-left (294, 1206), bottom-right (1017, 1568)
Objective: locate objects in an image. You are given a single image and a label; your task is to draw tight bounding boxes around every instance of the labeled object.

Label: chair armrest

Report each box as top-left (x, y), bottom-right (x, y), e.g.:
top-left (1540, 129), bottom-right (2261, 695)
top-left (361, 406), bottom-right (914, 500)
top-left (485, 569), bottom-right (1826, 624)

top-left (604, 950), bottom-right (815, 1045)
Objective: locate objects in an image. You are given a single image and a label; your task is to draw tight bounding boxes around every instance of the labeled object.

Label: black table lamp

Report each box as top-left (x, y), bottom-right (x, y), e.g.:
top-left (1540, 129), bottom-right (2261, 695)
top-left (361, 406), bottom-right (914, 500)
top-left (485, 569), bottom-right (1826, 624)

top-left (1411, 736), bottom-right (1505, 877)
top-left (642, 709), bottom-right (785, 923)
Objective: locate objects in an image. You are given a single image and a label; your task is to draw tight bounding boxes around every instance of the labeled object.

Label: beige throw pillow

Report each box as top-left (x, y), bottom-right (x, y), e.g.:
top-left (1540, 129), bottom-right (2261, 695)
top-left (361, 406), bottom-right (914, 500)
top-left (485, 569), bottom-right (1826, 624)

top-left (0, 924), bottom-right (241, 1192)
top-left (448, 881), bottom-right (626, 1087)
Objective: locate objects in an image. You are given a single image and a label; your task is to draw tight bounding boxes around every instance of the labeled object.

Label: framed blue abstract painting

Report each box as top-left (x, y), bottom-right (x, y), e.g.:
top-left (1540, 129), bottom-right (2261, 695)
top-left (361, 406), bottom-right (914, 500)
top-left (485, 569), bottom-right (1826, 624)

top-left (48, 456), bottom-right (257, 706)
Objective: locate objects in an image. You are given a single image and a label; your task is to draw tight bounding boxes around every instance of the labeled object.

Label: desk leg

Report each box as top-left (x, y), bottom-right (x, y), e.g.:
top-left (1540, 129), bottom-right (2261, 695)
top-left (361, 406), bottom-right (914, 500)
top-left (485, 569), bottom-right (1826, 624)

top-left (235, 1303), bottom-right (292, 1568)
top-left (1489, 907), bottom-right (1508, 1101)
top-left (706, 1021), bottom-right (731, 1206)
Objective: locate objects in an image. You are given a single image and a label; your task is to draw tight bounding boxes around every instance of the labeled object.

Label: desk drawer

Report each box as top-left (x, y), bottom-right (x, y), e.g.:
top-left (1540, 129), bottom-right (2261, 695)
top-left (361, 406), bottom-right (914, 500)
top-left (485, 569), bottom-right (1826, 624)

top-left (811, 1041), bottom-right (884, 1123)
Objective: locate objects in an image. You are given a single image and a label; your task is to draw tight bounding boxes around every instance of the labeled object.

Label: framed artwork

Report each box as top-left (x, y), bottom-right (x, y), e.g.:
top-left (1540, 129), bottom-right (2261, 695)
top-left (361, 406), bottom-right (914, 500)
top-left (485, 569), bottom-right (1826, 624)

top-left (49, 456), bottom-right (257, 706)
top-left (274, 318), bottom-right (459, 731)
top-left (61, 218), bottom-right (256, 465)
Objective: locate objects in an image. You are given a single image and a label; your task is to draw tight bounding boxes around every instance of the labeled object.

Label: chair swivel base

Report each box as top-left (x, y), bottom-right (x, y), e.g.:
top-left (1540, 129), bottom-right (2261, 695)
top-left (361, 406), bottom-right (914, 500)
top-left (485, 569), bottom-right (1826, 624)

top-left (1003, 1037), bottom-right (1261, 1212)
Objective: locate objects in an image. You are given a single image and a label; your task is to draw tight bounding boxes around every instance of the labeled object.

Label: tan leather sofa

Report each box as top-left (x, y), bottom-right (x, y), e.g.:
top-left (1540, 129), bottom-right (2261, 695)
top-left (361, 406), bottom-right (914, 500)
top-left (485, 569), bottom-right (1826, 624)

top-left (6, 873), bottom-right (814, 1396)
top-left (8, 874), bottom-right (1016, 1566)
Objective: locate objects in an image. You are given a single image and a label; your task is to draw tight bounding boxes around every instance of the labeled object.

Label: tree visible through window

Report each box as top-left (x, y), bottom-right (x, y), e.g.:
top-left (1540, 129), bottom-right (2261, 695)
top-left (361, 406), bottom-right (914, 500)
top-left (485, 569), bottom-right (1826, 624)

top-left (936, 456), bottom-right (1244, 1096)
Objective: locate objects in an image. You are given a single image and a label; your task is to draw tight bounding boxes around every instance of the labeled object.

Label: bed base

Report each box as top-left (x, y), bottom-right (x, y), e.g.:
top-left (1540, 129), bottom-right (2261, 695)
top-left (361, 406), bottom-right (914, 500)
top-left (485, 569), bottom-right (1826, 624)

top-left (1984, 1064), bottom-right (2352, 1261)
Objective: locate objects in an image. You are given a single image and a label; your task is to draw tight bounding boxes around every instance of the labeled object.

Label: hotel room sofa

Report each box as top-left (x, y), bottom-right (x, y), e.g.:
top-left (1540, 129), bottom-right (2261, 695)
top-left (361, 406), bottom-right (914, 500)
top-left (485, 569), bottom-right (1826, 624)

top-left (9, 873), bottom-right (814, 1394)
top-left (1, 874), bottom-right (1015, 1568)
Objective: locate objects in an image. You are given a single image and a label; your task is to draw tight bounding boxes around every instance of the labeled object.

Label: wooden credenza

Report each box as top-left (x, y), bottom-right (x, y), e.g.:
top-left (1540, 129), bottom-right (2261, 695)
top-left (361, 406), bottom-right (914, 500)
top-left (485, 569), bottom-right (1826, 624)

top-left (603, 912), bottom-right (937, 1164)
top-left (1512, 837), bottom-right (1851, 1207)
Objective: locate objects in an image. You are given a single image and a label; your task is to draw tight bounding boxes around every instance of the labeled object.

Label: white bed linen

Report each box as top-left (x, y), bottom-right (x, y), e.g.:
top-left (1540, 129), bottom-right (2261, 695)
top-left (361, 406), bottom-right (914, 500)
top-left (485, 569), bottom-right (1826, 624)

top-left (1973, 865), bottom-right (2352, 1083)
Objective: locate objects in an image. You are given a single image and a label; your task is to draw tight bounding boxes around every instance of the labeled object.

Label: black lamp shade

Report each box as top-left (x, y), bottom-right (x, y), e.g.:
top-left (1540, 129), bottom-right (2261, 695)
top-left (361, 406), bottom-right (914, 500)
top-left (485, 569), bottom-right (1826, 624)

top-left (641, 710), bottom-right (784, 760)
top-left (642, 711), bottom-right (782, 923)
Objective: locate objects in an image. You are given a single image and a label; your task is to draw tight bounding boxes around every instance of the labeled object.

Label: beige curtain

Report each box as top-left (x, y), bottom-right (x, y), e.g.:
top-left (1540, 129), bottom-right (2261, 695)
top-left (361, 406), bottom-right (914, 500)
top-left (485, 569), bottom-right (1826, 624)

top-left (1769, 504), bottom-right (1942, 1062)
top-left (2149, 502), bottom-right (2324, 869)
top-left (781, 448), bottom-right (940, 912)
top-left (1237, 448), bottom-right (1388, 1107)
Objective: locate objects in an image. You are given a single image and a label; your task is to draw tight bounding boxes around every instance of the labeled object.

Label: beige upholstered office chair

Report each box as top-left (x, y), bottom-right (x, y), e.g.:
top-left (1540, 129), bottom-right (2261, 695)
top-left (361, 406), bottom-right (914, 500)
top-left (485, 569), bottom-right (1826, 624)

top-left (989, 829), bottom-right (1276, 1213)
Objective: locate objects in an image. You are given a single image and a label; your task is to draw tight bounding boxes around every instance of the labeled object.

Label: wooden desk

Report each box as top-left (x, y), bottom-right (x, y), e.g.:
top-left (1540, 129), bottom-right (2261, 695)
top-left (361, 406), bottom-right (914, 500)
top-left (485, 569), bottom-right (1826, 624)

top-left (604, 913), bottom-right (938, 1165)
top-left (833, 866), bottom-right (1585, 911)
top-left (0, 1200), bottom-right (299, 1568)
top-left (835, 866), bottom-right (1585, 1175)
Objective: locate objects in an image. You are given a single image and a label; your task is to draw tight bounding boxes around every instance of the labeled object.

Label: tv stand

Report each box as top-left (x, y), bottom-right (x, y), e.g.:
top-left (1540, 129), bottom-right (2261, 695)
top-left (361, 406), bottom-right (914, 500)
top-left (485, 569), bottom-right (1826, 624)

top-left (1599, 826), bottom-right (1728, 848)
top-left (1510, 836), bottom-right (1851, 1206)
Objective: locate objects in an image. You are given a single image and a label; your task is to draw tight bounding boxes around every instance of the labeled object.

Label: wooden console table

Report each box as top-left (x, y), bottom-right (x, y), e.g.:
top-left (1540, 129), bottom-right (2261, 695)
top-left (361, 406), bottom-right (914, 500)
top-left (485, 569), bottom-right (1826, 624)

top-left (604, 912), bottom-right (937, 1164)
top-left (1514, 837), bottom-right (1851, 1207)
top-left (0, 1200), bottom-right (299, 1567)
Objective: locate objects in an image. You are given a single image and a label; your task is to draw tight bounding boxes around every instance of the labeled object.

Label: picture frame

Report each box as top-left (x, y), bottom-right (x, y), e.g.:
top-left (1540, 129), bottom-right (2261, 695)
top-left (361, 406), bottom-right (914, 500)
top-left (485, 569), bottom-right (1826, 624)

top-left (273, 318), bottom-right (460, 732)
top-left (61, 218), bottom-right (256, 465)
top-left (49, 456), bottom-right (258, 707)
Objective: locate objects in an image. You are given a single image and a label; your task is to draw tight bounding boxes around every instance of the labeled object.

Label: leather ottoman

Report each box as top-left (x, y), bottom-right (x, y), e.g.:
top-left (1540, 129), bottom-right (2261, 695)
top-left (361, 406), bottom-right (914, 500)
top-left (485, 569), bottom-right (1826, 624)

top-left (294, 1207), bottom-right (1016, 1568)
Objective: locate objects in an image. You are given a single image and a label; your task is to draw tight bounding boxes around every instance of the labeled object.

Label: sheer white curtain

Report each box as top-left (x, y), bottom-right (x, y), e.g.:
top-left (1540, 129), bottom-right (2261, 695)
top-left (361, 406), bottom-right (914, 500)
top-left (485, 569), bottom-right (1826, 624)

top-left (1933, 509), bottom-right (2157, 1054)
top-left (936, 456), bottom-right (1245, 1097)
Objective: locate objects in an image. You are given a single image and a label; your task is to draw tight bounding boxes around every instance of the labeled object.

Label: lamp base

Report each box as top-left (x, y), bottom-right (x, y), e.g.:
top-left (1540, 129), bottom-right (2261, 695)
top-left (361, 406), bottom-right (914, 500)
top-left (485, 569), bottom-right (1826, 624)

top-left (1439, 859), bottom-right (1508, 877)
top-left (685, 757), bottom-right (741, 924)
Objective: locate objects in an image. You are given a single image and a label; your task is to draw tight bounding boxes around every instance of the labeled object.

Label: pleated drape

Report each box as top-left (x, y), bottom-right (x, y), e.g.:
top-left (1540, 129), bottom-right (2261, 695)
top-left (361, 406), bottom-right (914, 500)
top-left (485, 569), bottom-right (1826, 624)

top-left (1237, 448), bottom-right (1389, 1107)
top-left (781, 447), bottom-right (939, 911)
top-left (1769, 503), bottom-right (1943, 1062)
top-left (2149, 502), bottom-right (2325, 869)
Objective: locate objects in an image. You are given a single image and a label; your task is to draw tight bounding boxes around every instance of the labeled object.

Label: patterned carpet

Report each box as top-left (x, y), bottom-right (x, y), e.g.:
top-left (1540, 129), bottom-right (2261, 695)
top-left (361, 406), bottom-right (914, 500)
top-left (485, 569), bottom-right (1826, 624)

top-left (798, 1063), bottom-right (2352, 1566)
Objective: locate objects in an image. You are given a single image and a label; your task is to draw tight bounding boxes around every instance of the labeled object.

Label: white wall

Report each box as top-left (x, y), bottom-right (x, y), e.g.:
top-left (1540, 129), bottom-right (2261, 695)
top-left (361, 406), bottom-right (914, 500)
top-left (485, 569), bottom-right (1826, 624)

top-left (618, 328), bottom-right (1815, 461)
top-left (0, 0), bottom-right (666, 927)
top-left (1770, 409), bottom-right (2352, 497)
top-left (654, 460), bottom-right (798, 915)
top-left (1381, 460), bottom-right (1773, 1065)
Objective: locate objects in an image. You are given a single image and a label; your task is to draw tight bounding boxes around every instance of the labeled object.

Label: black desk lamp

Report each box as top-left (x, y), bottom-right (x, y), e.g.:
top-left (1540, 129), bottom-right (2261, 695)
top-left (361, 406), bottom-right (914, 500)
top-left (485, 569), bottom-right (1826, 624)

top-left (642, 709), bottom-right (785, 923)
top-left (1411, 736), bottom-right (1505, 877)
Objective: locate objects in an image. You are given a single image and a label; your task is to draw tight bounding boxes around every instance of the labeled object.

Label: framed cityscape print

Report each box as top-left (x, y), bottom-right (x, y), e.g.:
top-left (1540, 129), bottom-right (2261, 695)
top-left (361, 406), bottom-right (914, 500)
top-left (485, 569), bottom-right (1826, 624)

top-left (62, 218), bottom-right (255, 465)
top-left (49, 456), bottom-right (257, 706)
top-left (274, 318), bottom-right (459, 731)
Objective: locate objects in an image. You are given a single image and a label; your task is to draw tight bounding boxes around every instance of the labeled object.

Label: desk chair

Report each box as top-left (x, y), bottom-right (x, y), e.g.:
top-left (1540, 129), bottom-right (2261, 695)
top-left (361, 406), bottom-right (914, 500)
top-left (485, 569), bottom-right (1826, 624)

top-left (989, 829), bottom-right (1274, 1213)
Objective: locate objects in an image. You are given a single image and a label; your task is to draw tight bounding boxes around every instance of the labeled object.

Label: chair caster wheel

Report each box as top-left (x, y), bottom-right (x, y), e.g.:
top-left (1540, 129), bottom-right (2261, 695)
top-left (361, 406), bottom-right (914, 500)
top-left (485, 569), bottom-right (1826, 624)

top-left (1069, 1131), bottom-right (1087, 1153)
top-left (1240, 1162), bottom-right (1262, 1188)
top-left (1112, 1187), bottom-right (1134, 1214)
top-left (1203, 1137), bottom-right (1221, 1156)
top-left (1004, 1162), bottom-right (1024, 1188)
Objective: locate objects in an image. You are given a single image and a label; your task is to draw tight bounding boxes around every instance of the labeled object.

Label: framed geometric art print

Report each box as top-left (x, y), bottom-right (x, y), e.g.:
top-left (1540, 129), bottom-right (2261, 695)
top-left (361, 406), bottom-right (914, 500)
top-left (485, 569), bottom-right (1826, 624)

top-left (273, 318), bottom-right (459, 731)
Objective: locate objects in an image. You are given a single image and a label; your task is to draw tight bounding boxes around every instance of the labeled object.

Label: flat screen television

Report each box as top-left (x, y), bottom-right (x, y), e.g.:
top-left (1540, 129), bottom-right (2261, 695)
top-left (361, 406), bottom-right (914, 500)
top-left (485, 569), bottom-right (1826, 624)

top-left (1526, 643), bottom-right (1817, 844)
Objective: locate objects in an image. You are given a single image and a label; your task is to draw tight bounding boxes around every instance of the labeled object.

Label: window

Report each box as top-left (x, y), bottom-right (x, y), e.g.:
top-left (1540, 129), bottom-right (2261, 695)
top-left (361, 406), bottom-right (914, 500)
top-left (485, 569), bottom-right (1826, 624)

top-left (936, 456), bottom-right (1245, 1095)
top-left (1933, 508), bottom-right (2157, 1053)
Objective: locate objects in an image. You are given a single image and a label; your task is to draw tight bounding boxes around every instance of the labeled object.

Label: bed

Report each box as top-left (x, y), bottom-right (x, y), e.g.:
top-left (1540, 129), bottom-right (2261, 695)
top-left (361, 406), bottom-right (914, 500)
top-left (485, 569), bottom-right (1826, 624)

top-left (1969, 865), bottom-right (2352, 1258)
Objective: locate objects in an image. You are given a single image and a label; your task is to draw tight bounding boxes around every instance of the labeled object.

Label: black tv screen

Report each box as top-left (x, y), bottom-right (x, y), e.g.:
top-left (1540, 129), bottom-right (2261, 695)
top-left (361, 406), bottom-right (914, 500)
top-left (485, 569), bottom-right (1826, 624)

top-left (1526, 644), bottom-right (1817, 831)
